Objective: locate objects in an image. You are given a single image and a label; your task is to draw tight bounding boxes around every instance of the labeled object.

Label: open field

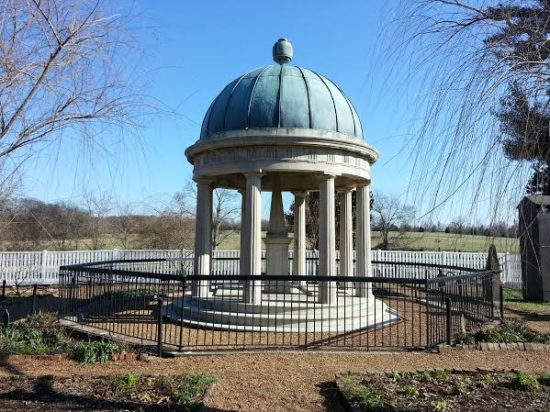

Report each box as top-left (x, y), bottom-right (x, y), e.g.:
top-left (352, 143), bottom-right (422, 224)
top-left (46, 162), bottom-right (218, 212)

top-left (0, 231), bottom-right (518, 253)
top-left (216, 231), bottom-right (519, 253)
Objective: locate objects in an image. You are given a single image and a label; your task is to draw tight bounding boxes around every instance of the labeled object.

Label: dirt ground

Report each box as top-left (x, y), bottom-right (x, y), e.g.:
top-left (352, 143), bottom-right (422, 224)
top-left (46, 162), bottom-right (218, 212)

top-left (1, 350), bottom-right (550, 412)
top-left (2, 288), bottom-right (550, 411)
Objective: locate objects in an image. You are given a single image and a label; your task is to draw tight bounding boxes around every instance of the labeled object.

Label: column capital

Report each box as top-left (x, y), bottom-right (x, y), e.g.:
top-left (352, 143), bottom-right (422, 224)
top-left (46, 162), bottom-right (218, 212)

top-left (320, 173), bottom-right (337, 180)
top-left (336, 186), bottom-right (355, 193)
top-left (356, 180), bottom-right (371, 189)
top-left (244, 170), bottom-right (265, 179)
top-left (292, 190), bottom-right (307, 198)
top-left (194, 177), bottom-right (214, 185)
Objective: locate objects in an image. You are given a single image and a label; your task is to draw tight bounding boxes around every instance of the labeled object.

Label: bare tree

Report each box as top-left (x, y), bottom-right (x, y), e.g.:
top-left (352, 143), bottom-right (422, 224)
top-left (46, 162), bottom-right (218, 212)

top-left (175, 181), bottom-right (239, 250)
top-left (371, 192), bottom-right (415, 250)
top-left (0, 0), bottom-right (138, 181)
top-left (111, 203), bottom-right (139, 249)
top-left (83, 191), bottom-right (112, 250)
top-left (382, 0), bottom-right (549, 221)
top-left (211, 189), bottom-right (239, 249)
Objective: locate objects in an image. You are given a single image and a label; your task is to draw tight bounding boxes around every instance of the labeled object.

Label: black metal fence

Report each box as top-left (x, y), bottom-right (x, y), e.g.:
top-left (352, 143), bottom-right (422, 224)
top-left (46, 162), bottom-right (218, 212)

top-left (59, 259), bottom-right (495, 352)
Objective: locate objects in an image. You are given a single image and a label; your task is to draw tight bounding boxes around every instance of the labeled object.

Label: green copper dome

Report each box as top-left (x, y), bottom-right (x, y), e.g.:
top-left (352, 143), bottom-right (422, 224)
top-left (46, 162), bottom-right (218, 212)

top-left (200, 40), bottom-right (363, 141)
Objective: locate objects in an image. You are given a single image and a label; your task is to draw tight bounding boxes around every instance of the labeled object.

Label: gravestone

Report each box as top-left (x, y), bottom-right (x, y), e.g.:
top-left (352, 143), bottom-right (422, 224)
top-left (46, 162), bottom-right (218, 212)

top-left (518, 195), bottom-right (550, 302)
top-left (484, 244), bottom-right (501, 303)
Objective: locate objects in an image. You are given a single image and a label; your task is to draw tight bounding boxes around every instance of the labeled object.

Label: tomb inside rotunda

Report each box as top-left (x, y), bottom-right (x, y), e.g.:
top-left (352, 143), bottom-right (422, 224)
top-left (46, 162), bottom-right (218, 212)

top-left (166, 39), bottom-right (399, 332)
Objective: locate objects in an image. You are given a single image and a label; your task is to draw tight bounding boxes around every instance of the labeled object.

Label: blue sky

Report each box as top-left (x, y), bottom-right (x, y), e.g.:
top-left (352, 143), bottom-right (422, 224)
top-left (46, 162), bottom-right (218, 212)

top-left (22, 0), bottom-right (486, 221)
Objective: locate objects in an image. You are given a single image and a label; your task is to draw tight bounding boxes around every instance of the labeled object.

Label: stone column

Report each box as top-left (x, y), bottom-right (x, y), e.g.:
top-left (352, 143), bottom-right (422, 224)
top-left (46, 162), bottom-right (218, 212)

top-left (338, 188), bottom-right (353, 289)
top-left (356, 183), bottom-right (373, 298)
top-left (242, 172), bottom-right (263, 304)
top-left (319, 175), bottom-right (336, 304)
top-left (192, 179), bottom-right (212, 298)
top-left (239, 188), bottom-right (247, 276)
top-left (292, 191), bottom-right (307, 287)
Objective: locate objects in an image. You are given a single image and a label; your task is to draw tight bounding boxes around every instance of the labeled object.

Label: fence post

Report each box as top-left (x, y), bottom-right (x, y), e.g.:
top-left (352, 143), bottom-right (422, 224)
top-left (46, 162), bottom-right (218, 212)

top-left (1, 279), bottom-right (5, 301)
top-left (31, 284), bottom-right (37, 316)
top-left (157, 297), bottom-right (164, 357)
top-left (70, 276), bottom-right (76, 313)
top-left (1, 308), bottom-right (9, 327)
top-left (499, 284), bottom-right (504, 320)
top-left (178, 280), bottom-right (185, 351)
top-left (41, 250), bottom-right (48, 282)
top-left (446, 297), bottom-right (452, 345)
top-left (426, 281), bottom-right (431, 350)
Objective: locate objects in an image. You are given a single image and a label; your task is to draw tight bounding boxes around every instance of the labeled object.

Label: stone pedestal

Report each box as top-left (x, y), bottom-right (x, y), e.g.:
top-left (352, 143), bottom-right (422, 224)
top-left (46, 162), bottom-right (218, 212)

top-left (264, 188), bottom-right (292, 293)
top-left (264, 236), bottom-right (292, 292)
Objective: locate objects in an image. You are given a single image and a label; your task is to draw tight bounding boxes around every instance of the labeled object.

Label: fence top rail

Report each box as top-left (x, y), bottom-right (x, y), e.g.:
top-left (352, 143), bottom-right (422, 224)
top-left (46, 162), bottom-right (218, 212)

top-left (371, 260), bottom-right (490, 273)
top-left (60, 258), bottom-right (180, 270)
top-left (60, 261), bottom-right (494, 285)
top-left (61, 267), bottom-right (429, 285)
top-left (62, 257), bottom-right (490, 273)
top-left (425, 271), bottom-right (493, 284)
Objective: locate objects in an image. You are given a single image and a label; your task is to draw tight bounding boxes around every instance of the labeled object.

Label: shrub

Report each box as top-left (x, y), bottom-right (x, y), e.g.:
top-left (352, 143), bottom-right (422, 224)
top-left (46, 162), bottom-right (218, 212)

top-left (339, 373), bottom-right (383, 410)
top-left (510, 372), bottom-right (540, 391)
top-left (479, 373), bottom-right (496, 388)
top-left (154, 373), bottom-right (217, 407)
top-left (391, 371), bottom-right (408, 381)
top-left (430, 400), bottom-right (450, 411)
top-left (403, 384), bottom-right (418, 396)
top-left (0, 313), bottom-right (69, 355)
top-left (475, 322), bottom-right (548, 344)
top-left (177, 373), bottom-right (217, 406)
top-left (431, 369), bottom-right (449, 380)
top-left (455, 333), bottom-right (475, 345)
top-left (72, 341), bottom-right (119, 364)
top-left (451, 377), bottom-right (467, 395)
top-left (112, 373), bottom-right (140, 391)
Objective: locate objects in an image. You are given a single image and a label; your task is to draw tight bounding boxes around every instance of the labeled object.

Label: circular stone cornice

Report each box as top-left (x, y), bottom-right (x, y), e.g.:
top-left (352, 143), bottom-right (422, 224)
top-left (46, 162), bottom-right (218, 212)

top-left (186, 128), bottom-right (379, 164)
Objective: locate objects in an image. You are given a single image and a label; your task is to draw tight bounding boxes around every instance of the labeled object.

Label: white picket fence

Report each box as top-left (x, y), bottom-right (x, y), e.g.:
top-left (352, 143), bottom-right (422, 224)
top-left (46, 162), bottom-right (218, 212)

top-left (0, 249), bottom-right (521, 286)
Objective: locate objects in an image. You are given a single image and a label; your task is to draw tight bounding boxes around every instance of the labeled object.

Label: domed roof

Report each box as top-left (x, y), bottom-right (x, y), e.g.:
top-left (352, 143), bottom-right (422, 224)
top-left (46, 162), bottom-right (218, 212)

top-left (200, 40), bottom-right (363, 141)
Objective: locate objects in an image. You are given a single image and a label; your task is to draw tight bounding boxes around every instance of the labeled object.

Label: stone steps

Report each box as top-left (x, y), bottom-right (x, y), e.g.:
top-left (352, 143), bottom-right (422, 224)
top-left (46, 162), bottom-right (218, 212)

top-left (165, 294), bottom-right (400, 332)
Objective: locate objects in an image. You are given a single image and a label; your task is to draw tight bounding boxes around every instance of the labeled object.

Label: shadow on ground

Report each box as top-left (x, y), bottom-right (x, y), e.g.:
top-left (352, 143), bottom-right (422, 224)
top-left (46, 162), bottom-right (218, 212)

top-left (317, 381), bottom-right (346, 412)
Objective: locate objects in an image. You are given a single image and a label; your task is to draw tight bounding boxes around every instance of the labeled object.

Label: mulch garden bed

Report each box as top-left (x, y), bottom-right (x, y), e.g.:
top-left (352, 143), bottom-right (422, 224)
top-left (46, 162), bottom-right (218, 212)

top-left (337, 369), bottom-right (550, 411)
top-left (0, 373), bottom-right (216, 411)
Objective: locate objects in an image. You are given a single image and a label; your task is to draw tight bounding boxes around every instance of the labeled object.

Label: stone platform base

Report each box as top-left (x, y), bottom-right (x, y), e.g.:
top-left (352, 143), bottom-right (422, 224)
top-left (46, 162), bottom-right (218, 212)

top-left (165, 284), bottom-right (399, 332)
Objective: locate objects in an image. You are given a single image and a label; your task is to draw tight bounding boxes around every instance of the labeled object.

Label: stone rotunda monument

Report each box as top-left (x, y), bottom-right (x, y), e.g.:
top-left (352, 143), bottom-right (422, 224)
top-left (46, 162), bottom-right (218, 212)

top-left (167, 39), bottom-right (398, 332)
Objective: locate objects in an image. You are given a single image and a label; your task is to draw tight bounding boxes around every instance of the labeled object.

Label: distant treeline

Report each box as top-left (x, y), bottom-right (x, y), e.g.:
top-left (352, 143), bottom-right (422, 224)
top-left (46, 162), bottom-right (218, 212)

top-left (391, 222), bottom-right (517, 239)
top-left (0, 198), bottom-right (195, 251)
top-left (0, 197), bottom-right (516, 252)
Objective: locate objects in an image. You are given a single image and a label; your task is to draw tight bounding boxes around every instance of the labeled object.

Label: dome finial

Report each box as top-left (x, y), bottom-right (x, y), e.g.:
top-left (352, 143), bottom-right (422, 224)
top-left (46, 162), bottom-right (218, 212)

top-left (273, 38), bottom-right (293, 64)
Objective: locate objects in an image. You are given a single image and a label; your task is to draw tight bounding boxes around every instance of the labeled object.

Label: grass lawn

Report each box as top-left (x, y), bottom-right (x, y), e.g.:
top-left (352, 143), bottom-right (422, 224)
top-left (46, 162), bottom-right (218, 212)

top-left (372, 231), bottom-right (518, 253)
top-left (503, 287), bottom-right (550, 315)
